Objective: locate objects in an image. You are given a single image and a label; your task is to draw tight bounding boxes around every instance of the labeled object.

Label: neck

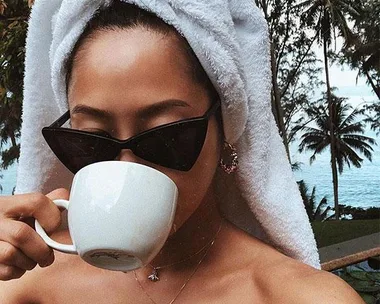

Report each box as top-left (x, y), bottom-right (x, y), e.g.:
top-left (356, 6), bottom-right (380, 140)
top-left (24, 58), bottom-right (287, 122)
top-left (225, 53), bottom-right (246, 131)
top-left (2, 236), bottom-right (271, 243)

top-left (144, 188), bottom-right (223, 273)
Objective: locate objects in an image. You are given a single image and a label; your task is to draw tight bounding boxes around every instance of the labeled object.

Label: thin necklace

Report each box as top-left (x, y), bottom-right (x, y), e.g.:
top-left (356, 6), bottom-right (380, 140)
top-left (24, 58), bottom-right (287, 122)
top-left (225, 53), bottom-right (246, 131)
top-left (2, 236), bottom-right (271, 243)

top-left (134, 220), bottom-right (223, 304)
top-left (147, 235), bottom-right (218, 282)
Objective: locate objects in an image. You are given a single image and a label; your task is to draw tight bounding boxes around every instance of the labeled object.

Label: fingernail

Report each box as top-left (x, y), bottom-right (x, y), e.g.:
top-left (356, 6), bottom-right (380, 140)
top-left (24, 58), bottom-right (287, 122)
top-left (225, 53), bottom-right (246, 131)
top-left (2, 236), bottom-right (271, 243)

top-left (40, 255), bottom-right (54, 268)
top-left (41, 260), bottom-right (53, 268)
top-left (39, 262), bottom-right (48, 268)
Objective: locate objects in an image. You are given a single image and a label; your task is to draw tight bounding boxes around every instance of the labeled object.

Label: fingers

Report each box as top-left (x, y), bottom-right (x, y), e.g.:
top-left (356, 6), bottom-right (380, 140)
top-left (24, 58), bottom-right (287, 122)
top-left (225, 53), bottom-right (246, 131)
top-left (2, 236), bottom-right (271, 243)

top-left (0, 265), bottom-right (26, 281)
top-left (0, 219), bottom-right (54, 268)
top-left (0, 189), bottom-right (69, 281)
top-left (0, 192), bottom-right (63, 234)
top-left (0, 241), bottom-right (36, 271)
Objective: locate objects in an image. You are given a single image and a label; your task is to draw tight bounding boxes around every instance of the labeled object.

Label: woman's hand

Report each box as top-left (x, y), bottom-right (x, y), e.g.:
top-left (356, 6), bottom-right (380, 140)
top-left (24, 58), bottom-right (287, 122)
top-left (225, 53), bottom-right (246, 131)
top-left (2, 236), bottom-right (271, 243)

top-left (0, 188), bottom-right (69, 281)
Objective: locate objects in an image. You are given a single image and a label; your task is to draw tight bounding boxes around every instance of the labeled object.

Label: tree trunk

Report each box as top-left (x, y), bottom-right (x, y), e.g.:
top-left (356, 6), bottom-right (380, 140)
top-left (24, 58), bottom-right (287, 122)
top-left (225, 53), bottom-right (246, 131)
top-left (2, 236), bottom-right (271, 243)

top-left (270, 42), bottom-right (291, 161)
top-left (331, 156), bottom-right (339, 220)
top-left (323, 37), bottom-right (339, 220)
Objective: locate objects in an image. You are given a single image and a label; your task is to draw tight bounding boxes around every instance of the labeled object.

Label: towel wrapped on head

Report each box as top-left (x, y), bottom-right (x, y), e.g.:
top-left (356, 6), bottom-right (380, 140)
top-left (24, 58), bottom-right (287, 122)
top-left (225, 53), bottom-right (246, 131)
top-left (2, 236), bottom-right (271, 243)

top-left (16, 0), bottom-right (321, 269)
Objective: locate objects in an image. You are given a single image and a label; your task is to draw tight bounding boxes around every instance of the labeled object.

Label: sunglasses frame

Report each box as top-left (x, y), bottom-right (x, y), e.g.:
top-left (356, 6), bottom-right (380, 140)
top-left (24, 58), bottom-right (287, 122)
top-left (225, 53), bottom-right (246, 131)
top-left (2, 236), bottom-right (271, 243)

top-left (42, 102), bottom-right (220, 172)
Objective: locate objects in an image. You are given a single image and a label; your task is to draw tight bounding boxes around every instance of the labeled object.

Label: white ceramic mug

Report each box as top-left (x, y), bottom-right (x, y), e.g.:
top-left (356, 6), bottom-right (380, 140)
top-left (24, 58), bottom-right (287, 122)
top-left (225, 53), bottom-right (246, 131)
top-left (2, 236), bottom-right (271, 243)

top-left (35, 161), bottom-right (178, 271)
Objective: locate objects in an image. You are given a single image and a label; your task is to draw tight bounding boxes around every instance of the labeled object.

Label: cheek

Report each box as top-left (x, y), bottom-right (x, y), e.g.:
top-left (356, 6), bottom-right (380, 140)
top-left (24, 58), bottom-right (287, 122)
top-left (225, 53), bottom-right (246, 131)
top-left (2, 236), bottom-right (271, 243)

top-left (163, 119), bottom-right (221, 228)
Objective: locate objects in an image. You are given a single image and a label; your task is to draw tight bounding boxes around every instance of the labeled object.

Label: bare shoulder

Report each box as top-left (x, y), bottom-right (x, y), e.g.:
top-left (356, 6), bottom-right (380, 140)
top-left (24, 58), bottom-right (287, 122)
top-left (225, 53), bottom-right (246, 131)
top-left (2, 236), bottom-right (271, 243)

top-left (294, 266), bottom-right (365, 304)
top-left (266, 257), bottom-right (365, 304)
top-left (218, 222), bottom-right (365, 304)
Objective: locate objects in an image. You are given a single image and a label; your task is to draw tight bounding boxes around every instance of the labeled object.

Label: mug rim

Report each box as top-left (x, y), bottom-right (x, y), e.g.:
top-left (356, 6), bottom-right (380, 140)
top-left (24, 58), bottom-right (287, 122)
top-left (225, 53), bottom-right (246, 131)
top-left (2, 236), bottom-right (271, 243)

top-left (74, 160), bottom-right (177, 189)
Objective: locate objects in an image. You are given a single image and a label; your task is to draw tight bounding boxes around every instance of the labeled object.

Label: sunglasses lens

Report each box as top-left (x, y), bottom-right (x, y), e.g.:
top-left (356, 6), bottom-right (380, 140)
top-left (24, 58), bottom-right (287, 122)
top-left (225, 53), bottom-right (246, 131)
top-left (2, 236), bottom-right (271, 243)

top-left (42, 129), bottom-right (119, 173)
top-left (133, 120), bottom-right (208, 171)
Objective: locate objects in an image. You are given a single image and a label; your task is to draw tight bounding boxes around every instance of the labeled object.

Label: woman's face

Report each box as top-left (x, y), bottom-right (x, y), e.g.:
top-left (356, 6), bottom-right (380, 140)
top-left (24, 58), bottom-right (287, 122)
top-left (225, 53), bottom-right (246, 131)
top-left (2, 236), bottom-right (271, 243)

top-left (67, 28), bottom-right (221, 231)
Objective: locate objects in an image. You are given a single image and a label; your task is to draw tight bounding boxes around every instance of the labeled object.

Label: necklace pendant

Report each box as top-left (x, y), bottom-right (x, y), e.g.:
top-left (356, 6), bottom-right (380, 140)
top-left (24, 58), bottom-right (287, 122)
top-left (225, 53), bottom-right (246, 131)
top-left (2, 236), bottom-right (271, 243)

top-left (148, 268), bottom-right (160, 282)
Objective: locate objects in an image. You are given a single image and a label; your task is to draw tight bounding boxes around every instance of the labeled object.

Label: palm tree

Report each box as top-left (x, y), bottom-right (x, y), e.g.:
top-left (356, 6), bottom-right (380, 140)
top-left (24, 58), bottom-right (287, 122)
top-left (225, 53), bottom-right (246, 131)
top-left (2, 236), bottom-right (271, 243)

top-left (0, 0), bottom-right (27, 169)
top-left (297, 180), bottom-right (334, 222)
top-left (298, 94), bottom-right (376, 220)
top-left (297, 0), bottom-right (360, 220)
top-left (342, 0), bottom-right (380, 99)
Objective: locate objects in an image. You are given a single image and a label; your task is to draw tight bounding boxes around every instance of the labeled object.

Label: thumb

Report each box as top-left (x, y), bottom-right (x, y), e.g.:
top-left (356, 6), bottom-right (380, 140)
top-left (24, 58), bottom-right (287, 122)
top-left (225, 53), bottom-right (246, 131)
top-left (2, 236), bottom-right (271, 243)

top-left (43, 188), bottom-right (70, 233)
top-left (46, 188), bottom-right (70, 201)
top-left (20, 188), bottom-right (69, 230)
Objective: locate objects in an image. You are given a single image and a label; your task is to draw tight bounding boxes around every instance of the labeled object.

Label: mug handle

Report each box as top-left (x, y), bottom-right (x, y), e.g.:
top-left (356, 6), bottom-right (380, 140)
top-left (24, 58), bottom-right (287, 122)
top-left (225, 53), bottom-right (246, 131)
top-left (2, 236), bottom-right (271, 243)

top-left (34, 199), bottom-right (77, 254)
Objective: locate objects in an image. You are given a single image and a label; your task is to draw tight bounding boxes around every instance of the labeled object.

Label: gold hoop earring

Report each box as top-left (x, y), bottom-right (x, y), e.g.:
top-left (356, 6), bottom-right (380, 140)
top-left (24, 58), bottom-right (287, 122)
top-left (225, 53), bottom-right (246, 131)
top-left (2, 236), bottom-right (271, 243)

top-left (219, 142), bottom-right (238, 174)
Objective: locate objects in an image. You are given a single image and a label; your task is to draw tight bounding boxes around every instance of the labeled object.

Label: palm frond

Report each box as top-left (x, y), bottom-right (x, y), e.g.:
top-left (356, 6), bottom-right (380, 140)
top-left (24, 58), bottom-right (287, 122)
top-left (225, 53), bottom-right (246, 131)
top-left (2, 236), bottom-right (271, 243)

top-left (333, 9), bottom-right (357, 46)
top-left (340, 137), bottom-right (375, 161)
top-left (338, 122), bottom-right (366, 135)
top-left (299, 136), bottom-right (328, 154)
top-left (338, 107), bottom-right (360, 129)
top-left (342, 134), bottom-right (377, 146)
top-left (307, 140), bottom-right (329, 163)
top-left (363, 52), bottom-right (380, 72)
top-left (320, 206), bottom-right (333, 222)
top-left (338, 1), bottom-right (361, 17)
top-left (299, 1), bottom-right (321, 27)
top-left (337, 143), bottom-right (364, 171)
top-left (299, 125), bottom-right (326, 135)
top-left (335, 153), bottom-right (346, 173)
top-left (314, 197), bottom-right (328, 221)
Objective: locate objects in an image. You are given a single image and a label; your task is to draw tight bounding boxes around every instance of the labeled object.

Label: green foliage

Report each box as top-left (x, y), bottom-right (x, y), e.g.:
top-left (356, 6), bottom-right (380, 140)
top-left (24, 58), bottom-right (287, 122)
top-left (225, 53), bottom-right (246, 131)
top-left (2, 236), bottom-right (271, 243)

top-left (297, 180), bottom-right (334, 222)
top-left (342, 0), bottom-right (380, 99)
top-left (0, 0), bottom-right (29, 169)
top-left (256, 0), bottom-right (322, 155)
top-left (311, 219), bottom-right (380, 247)
top-left (338, 205), bottom-right (380, 220)
top-left (297, 0), bottom-right (360, 47)
top-left (364, 102), bottom-right (380, 135)
top-left (335, 266), bottom-right (380, 304)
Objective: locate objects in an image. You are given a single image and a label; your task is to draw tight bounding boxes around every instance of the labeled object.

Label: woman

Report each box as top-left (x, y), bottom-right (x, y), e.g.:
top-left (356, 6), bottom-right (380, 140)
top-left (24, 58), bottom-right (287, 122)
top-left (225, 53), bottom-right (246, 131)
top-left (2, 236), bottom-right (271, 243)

top-left (0, 1), bottom-right (364, 303)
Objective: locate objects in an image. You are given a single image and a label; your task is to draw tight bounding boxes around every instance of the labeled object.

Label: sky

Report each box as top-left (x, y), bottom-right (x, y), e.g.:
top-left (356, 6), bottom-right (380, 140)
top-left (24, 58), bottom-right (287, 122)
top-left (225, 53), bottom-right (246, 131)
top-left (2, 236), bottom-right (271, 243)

top-left (323, 64), bottom-right (376, 106)
top-left (312, 40), bottom-right (377, 107)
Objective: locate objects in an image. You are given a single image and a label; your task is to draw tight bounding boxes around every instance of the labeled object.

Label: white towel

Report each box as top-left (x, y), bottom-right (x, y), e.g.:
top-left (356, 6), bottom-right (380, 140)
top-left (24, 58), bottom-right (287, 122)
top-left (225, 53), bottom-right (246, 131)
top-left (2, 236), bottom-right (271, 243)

top-left (16, 0), bottom-right (321, 269)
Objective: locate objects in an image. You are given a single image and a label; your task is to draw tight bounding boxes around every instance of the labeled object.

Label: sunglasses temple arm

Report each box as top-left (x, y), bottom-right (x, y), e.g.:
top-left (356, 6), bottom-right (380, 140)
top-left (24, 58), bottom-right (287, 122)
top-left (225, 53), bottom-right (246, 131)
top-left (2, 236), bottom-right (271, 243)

top-left (49, 111), bottom-right (71, 128)
top-left (205, 102), bottom-right (220, 119)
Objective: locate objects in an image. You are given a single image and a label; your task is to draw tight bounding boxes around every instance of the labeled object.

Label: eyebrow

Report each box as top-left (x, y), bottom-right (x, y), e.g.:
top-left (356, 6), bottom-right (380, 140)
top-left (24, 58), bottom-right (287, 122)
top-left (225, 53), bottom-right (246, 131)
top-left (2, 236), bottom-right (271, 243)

top-left (137, 99), bottom-right (191, 119)
top-left (71, 104), bottom-right (113, 120)
top-left (71, 99), bottom-right (191, 120)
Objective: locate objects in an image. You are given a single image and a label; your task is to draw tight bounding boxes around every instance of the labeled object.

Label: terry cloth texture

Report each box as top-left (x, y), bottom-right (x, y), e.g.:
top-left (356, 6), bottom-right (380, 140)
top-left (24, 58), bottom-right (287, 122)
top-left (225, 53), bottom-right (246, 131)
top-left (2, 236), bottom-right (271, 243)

top-left (16, 0), bottom-right (321, 269)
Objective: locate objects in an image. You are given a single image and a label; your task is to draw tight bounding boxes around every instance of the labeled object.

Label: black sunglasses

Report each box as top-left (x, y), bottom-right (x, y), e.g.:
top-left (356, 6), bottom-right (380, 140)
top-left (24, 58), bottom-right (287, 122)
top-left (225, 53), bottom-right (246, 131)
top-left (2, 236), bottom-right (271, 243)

top-left (42, 102), bottom-right (220, 174)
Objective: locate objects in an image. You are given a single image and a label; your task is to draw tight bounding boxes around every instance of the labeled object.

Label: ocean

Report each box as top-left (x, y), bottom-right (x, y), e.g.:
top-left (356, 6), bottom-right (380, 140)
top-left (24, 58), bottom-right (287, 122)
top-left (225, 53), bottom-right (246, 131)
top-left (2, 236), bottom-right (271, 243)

top-left (1, 139), bottom-right (379, 210)
top-left (292, 136), bottom-right (380, 210)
